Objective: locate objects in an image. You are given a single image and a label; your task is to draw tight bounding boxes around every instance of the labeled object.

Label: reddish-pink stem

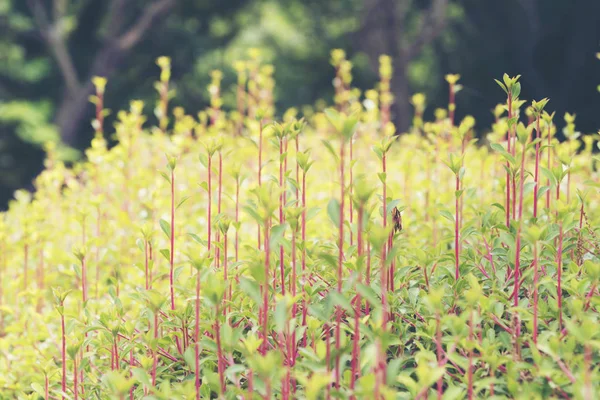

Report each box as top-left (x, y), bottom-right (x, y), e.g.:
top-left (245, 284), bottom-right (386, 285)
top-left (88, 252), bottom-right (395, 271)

top-left (279, 138), bottom-right (286, 295)
top-left (169, 169), bottom-right (176, 310)
top-left (335, 139), bottom-right (345, 389)
top-left (61, 310), bottom-right (66, 399)
top-left (533, 115), bottom-right (541, 218)
top-left (557, 223), bottom-right (564, 328)
top-left (455, 173), bottom-right (460, 280)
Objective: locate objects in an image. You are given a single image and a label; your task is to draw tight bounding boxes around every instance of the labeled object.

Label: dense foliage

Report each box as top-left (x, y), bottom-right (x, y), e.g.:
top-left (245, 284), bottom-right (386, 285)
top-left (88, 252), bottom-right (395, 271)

top-left (3, 0), bottom-right (600, 209)
top-left (0, 51), bottom-right (599, 399)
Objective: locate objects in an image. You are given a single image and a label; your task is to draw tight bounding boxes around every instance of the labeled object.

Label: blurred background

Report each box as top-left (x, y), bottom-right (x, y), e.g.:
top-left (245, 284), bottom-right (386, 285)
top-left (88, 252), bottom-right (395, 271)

top-left (1, 0), bottom-right (600, 209)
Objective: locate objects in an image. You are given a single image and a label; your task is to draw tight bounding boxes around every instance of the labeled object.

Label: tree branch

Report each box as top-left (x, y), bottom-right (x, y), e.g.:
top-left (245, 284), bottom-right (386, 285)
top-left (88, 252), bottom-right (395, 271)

top-left (116, 0), bottom-right (176, 51)
top-left (26, 0), bottom-right (80, 94)
top-left (104, 0), bottom-right (128, 41)
top-left (405, 0), bottom-right (449, 60)
top-left (54, 0), bottom-right (177, 146)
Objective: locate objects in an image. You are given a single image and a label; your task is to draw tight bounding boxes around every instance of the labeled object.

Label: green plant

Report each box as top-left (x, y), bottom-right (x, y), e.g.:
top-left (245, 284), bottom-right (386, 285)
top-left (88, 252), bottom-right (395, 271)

top-left (0, 50), bottom-right (599, 400)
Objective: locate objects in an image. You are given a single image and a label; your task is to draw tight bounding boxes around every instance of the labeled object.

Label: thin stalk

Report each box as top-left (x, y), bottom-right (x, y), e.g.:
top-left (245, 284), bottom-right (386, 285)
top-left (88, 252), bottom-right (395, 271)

top-left (350, 204), bottom-right (364, 398)
top-left (436, 313), bottom-right (443, 399)
top-left (248, 369), bottom-right (254, 400)
top-left (557, 223), bottom-right (564, 329)
top-left (334, 138), bottom-right (345, 389)
top-left (215, 304), bottom-right (226, 395)
top-left (279, 137), bottom-right (286, 295)
top-left (365, 243), bottom-right (371, 316)
top-left (218, 151), bottom-right (223, 264)
top-left (455, 173), bottom-right (460, 280)
top-left (145, 239), bottom-right (149, 290)
top-left (261, 221), bottom-right (270, 355)
top-left (381, 246), bottom-right (388, 329)
top-left (208, 154), bottom-right (213, 253)
top-left (169, 167), bottom-right (182, 354)
top-left (533, 115), bottom-right (541, 218)
top-left (546, 122), bottom-right (552, 209)
top-left (258, 120), bottom-right (263, 249)
top-left (73, 355), bottom-right (78, 400)
top-left (467, 311), bottom-right (474, 400)
top-left (151, 312), bottom-right (159, 387)
top-left (195, 264), bottom-right (202, 398)
top-left (584, 345), bottom-right (593, 400)
top-left (224, 233), bottom-right (230, 314)
top-left (169, 168), bottom-right (176, 310)
top-left (61, 310), bottom-right (66, 400)
top-left (326, 325), bottom-right (331, 400)
top-left (301, 166), bottom-right (309, 348)
top-left (349, 137), bottom-right (354, 246)
top-left (235, 179), bottom-right (240, 263)
top-left (533, 242), bottom-right (539, 344)
top-left (295, 135), bottom-right (300, 202)
top-left (114, 337), bottom-right (119, 370)
top-left (382, 152), bottom-right (387, 257)
top-left (513, 138), bottom-right (527, 358)
top-left (129, 349), bottom-right (134, 400)
top-left (149, 242), bottom-right (153, 289)
top-left (506, 93), bottom-right (513, 227)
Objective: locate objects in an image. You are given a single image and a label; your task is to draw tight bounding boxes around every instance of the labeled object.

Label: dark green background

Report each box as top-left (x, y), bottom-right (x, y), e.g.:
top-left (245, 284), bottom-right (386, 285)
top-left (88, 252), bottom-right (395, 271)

top-left (1, 0), bottom-right (599, 209)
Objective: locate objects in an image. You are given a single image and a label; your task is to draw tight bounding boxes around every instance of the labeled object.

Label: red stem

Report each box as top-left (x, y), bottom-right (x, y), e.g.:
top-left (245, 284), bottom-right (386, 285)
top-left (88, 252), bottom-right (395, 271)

top-left (335, 139), bottom-right (345, 389)
top-left (261, 222), bottom-right (270, 355)
top-left (61, 310), bottom-right (66, 400)
top-left (533, 242), bottom-right (539, 344)
top-left (215, 304), bottom-right (226, 395)
top-left (455, 173), bottom-right (460, 280)
top-left (301, 168), bottom-right (309, 348)
top-left (235, 180), bottom-right (240, 263)
top-left (546, 122), bottom-right (552, 209)
top-left (557, 223), bottom-right (564, 328)
top-left (467, 311), bottom-right (474, 400)
top-left (279, 138), bottom-right (286, 295)
top-left (195, 252), bottom-right (202, 398)
top-left (513, 137), bottom-right (527, 357)
top-left (533, 115), bottom-right (541, 218)
top-left (506, 93), bottom-right (513, 227)
top-left (151, 312), bottom-right (159, 387)
top-left (436, 314), bottom-right (443, 399)
top-left (258, 120), bottom-right (263, 249)
top-left (350, 204), bottom-right (364, 397)
top-left (73, 355), bottom-right (78, 400)
top-left (169, 169), bottom-right (176, 310)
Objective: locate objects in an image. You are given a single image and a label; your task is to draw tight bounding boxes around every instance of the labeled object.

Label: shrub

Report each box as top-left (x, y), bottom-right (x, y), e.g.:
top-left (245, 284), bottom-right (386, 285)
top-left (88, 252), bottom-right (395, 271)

top-left (0, 50), bottom-right (599, 399)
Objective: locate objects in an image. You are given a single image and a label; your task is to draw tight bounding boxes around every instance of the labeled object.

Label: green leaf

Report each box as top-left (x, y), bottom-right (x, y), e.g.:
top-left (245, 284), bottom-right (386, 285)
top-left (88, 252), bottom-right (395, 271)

top-left (494, 79), bottom-right (508, 94)
top-left (270, 223), bottom-right (287, 247)
top-left (439, 210), bottom-right (455, 222)
top-left (176, 196), bottom-right (190, 210)
top-left (327, 198), bottom-right (341, 226)
top-left (132, 367), bottom-right (152, 388)
top-left (30, 383), bottom-right (44, 396)
top-left (321, 139), bottom-right (339, 161)
top-left (274, 298), bottom-right (289, 333)
top-left (511, 82), bottom-right (521, 99)
top-left (160, 171), bottom-right (171, 184)
top-left (329, 291), bottom-right (353, 313)
top-left (160, 249), bottom-right (170, 261)
top-left (159, 218), bottom-right (171, 239)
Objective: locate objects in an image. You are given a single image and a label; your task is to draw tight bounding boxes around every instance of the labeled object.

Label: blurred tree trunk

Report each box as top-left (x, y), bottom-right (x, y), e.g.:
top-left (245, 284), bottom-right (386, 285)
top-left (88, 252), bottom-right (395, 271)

top-left (357, 0), bottom-right (449, 133)
top-left (27, 0), bottom-right (176, 146)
